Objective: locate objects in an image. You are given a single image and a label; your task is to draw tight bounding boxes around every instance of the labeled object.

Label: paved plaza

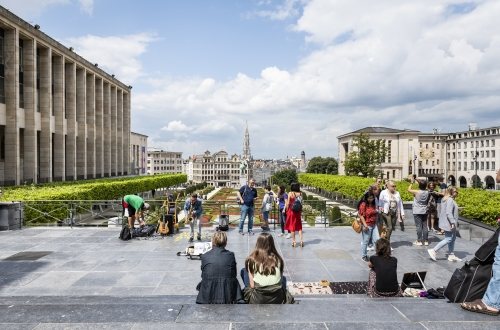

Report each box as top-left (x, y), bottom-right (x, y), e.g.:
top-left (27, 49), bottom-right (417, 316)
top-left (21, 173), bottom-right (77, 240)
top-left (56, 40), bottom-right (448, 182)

top-left (1, 216), bottom-right (499, 329)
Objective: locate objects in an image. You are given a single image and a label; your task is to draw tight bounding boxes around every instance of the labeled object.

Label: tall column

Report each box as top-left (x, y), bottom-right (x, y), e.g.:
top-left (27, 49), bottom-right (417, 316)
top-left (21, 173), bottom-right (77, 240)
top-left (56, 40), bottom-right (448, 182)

top-left (23, 38), bottom-right (36, 184)
top-left (86, 73), bottom-right (95, 179)
top-left (110, 86), bottom-right (117, 176)
top-left (76, 68), bottom-right (86, 179)
top-left (116, 89), bottom-right (123, 175)
top-left (103, 82), bottom-right (111, 177)
top-left (4, 28), bottom-right (19, 186)
top-left (52, 55), bottom-right (64, 181)
top-left (38, 47), bottom-right (51, 183)
top-left (65, 61), bottom-right (76, 181)
top-left (94, 77), bottom-right (103, 178)
top-left (123, 90), bottom-right (130, 175)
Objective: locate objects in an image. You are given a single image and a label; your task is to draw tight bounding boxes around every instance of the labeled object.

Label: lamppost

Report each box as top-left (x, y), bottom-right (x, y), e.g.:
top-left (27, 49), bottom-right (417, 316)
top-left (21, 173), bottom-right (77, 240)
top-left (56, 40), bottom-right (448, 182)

top-left (472, 147), bottom-right (479, 188)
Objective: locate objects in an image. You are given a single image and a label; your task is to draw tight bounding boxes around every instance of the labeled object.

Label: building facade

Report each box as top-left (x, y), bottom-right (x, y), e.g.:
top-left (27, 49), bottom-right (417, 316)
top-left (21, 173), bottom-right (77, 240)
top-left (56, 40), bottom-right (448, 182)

top-left (130, 132), bottom-right (147, 175)
top-left (147, 150), bottom-right (183, 175)
top-left (0, 6), bottom-right (131, 186)
top-left (338, 125), bottom-right (500, 189)
top-left (189, 150), bottom-right (242, 188)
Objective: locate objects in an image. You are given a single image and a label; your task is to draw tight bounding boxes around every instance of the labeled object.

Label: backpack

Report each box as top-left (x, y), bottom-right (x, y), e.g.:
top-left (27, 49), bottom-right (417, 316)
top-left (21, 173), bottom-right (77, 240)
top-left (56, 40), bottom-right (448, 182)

top-left (217, 215), bottom-right (229, 231)
top-left (119, 226), bottom-right (132, 241)
top-left (133, 224), bottom-right (156, 238)
top-left (291, 194), bottom-right (303, 212)
top-left (264, 192), bottom-right (274, 212)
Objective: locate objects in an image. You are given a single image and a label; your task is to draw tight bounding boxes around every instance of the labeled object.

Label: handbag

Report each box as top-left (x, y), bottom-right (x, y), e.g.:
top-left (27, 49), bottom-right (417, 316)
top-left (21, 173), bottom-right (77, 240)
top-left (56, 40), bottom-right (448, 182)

top-left (352, 219), bottom-right (362, 233)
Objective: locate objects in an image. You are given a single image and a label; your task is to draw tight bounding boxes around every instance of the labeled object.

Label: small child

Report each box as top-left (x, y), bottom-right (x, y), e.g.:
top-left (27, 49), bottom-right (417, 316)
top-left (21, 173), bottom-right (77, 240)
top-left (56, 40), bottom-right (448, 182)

top-left (367, 238), bottom-right (402, 297)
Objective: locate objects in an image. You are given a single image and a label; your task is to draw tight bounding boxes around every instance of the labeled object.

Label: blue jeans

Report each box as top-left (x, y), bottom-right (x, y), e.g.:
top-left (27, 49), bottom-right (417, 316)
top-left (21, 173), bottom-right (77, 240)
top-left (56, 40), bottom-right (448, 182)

top-left (239, 204), bottom-right (254, 232)
top-left (361, 224), bottom-right (380, 258)
top-left (240, 267), bottom-right (287, 290)
top-left (432, 230), bottom-right (456, 254)
top-left (483, 235), bottom-right (500, 309)
top-left (279, 208), bottom-right (286, 233)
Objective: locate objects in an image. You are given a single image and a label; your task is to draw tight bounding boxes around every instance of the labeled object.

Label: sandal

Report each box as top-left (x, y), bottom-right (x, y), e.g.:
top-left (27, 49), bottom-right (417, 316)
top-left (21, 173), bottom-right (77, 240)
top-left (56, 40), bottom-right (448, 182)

top-left (292, 241), bottom-right (296, 247)
top-left (461, 299), bottom-right (500, 316)
top-left (300, 241), bottom-right (304, 247)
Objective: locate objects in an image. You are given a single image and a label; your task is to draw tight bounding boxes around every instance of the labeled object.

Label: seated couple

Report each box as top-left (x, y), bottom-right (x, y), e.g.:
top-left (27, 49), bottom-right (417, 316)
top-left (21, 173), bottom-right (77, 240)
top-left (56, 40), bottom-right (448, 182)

top-left (367, 238), bottom-right (402, 297)
top-left (196, 232), bottom-right (294, 304)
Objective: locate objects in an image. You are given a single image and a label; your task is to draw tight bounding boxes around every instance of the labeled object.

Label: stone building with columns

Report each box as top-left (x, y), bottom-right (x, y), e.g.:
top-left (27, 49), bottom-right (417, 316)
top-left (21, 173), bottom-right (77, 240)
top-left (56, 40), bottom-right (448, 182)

top-left (0, 6), bottom-right (131, 186)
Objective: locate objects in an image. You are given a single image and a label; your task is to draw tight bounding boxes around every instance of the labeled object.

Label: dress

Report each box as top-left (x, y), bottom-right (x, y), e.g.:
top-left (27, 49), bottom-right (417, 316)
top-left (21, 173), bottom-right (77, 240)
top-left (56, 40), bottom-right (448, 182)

top-left (285, 193), bottom-right (302, 232)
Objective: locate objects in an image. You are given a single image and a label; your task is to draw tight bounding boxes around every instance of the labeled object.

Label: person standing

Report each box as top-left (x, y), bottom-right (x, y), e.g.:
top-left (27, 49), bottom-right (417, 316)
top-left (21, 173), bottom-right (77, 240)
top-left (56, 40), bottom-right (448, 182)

top-left (184, 193), bottom-right (203, 242)
top-left (426, 181), bottom-right (443, 233)
top-left (237, 178), bottom-right (258, 235)
top-left (260, 185), bottom-right (274, 232)
top-left (378, 181), bottom-right (404, 246)
top-left (359, 187), bottom-right (380, 262)
top-left (285, 182), bottom-right (303, 247)
top-left (277, 185), bottom-right (290, 238)
top-left (435, 177), bottom-right (448, 235)
top-left (461, 168), bottom-right (500, 315)
top-left (427, 186), bottom-right (461, 262)
top-left (408, 178), bottom-right (430, 246)
top-left (122, 194), bottom-right (150, 229)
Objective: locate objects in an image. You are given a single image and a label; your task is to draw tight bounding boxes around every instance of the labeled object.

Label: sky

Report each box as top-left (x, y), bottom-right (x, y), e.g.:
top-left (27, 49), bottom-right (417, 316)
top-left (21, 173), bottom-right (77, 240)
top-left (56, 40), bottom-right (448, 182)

top-left (2, 0), bottom-right (500, 160)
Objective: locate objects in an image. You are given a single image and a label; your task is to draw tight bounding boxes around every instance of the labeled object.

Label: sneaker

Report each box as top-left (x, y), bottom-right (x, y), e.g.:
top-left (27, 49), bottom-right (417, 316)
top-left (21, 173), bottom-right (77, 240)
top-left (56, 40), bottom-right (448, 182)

top-left (424, 241), bottom-right (429, 246)
top-left (278, 233), bottom-right (284, 237)
top-left (248, 231), bottom-right (255, 235)
top-left (427, 249), bottom-right (437, 261)
top-left (390, 247), bottom-right (394, 251)
top-left (448, 254), bottom-right (462, 262)
top-left (238, 231), bottom-right (244, 235)
top-left (367, 246), bottom-right (375, 251)
top-left (286, 233), bottom-right (291, 239)
top-left (189, 237), bottom-right (194, 243)
top-left (413, 240), bottom-right (422, 246)
top-left (361, 256), bottom-right (369, 262)
top-left (197, 235), bottom-right (201, 241)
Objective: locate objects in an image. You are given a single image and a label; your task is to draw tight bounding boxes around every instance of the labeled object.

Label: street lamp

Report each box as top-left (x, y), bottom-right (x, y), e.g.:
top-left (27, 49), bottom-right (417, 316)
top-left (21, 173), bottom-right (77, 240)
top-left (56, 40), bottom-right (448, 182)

top-left (472, 147), bottom-right (479, 188)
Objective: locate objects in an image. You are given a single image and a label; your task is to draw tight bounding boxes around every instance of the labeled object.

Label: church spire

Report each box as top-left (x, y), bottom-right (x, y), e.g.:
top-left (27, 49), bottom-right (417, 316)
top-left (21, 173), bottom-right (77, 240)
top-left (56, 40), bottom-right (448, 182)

top-left (243, 121), bottom-right (251, 160)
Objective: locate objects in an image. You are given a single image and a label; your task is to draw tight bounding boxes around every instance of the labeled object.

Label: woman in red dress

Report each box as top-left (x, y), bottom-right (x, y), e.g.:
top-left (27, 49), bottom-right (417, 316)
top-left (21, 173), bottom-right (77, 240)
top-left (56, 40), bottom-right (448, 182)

top-left (285, 182), bottom-right (303, 247)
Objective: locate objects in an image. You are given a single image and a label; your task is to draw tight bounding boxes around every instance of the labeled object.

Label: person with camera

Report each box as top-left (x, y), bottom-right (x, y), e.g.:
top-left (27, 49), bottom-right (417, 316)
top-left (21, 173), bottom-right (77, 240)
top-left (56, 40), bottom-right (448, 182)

top-left (237, 178), bottom-right (258, 235)
top-left (184, 193), bottom-right (203, 242)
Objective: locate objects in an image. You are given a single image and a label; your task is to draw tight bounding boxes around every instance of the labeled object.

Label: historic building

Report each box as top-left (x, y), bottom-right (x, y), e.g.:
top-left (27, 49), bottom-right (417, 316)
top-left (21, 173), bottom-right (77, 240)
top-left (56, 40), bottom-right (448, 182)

top-left (147, 149), bottom-right (183, 175)
top-left (130, 132), bottom-right (147, 175)
top-left (189, 150), bottom-right (242, 187)
top-left (338, 125), bottom-right (500, 189)
top-left (0, 6), bottom-right (131, 186)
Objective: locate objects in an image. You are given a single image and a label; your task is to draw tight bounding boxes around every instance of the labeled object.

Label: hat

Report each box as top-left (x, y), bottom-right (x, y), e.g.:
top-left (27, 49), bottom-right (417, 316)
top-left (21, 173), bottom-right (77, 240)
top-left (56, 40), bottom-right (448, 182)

top-left (143, 203), bottom-right (150, 210)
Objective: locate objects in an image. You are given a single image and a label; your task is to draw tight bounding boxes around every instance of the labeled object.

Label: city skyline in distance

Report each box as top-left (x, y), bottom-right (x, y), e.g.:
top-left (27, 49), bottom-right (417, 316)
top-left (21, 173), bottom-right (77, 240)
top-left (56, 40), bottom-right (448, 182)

top-left (4, 0), bottom-right (500, 159)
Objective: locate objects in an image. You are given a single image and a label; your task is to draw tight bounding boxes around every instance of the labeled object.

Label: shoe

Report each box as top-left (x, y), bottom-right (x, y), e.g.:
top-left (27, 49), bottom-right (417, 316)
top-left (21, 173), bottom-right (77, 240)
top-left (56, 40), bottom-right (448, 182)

top-left (413, 240), bottom-right (422, 246)
top-left (286, 233), bottom-right (291, 239)
top-left (248, 231), bottom-right (255, 235)
top-left (427, 249), bottom-right (437, 261)
top-left (367, 246), bottom-right (375, 251)
top-left (239, 231), bottom-right (244, 236)
top-left (424, 241), bottom-right (429, 246)
top-left (448, 254), bottom-right (462, 262)
top-left (292, 241), bottom-right (296, 247)
top-left (461, 299), bottom-right (500, 316)
top-left (189, 237), bottom-right (194, 243)
top-left (390, 247), bottom-right (394, 251)
top-left (197, 235), bottom-right (201, 241)
top-left (278, 233), bottom-right (284, 237)
top-left (300, 241), bottom-right (304, 248)
top-left (362, 256), bottom-right (369, 262)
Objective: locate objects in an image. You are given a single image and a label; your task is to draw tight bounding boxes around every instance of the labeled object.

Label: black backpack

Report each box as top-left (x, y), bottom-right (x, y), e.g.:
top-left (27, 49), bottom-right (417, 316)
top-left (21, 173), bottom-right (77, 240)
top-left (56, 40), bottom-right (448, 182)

top-left (119, 226), bottom-right (132, 241)
top-left (291, 194), bottom-right (303, 212)
top-left (133, 224), bottom-right (156, 238)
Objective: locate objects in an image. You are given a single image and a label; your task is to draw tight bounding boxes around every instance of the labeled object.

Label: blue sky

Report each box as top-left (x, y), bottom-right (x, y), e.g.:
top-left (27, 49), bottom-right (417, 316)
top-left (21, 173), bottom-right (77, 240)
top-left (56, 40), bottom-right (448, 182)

top-left (2, 0), bottom-right (500, 159)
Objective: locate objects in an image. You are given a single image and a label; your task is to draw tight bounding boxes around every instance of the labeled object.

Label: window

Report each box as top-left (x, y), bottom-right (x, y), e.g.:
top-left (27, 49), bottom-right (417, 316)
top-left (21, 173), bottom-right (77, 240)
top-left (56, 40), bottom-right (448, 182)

top-left (493, 161), bottom-right (496, 169)
top-left (437, 144), bottom-right (440, 149)
top-left (486, 162), bottom-right (490, 170)
top-left (486, 151), bottom-right (490, 158)
top-left (493, 150), bottom-right (496, 158)
top-left (481, 162), bottom-right (484, 170)
top-left (464, 142), bottom-right (467, 148)
top-left (437, 159), bottom-right (440, 165)
top-left (492, 140), bottom-right (495, 147)
top-left (0, 125), bottom-right (5, 160)
top-left (481, 140), bottom-right (484, 147)
top-left (0, 28), bottom-right (5, 104)
top-left (458, 162), bottom-right (461, 171)
top-left (486, 140), bottom-right (490, 147)
top-left (464, 162), bottom-right (467, 171)
top-left (19, 39), bottom-right (24, 108)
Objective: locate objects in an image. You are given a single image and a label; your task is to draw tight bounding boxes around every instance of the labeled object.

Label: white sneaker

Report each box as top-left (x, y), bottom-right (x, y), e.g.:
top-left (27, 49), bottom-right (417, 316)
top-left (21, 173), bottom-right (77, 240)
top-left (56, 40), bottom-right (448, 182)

top-left (448, 254), bottom-right (462, 262)
top-left (413, 240), bottom-right (423, 246)
top-left (390, 247), bottom-right (394, 251)
top-left (286, 233), bottom-right (291, 239)
top-left (427, 249), bottom-right (437, 261)
top-left (278, 233), bottom-right (284, 237)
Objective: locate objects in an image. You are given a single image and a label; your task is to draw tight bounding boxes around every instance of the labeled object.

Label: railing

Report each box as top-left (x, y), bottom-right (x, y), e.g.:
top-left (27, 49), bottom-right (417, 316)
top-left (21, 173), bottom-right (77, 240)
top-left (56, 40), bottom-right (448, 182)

top-left (18, 198), bottom-right (353, 228)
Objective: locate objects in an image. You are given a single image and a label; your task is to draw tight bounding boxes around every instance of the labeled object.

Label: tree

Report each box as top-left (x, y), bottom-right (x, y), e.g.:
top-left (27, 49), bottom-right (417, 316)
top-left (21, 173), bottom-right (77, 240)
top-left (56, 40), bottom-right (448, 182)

top-left (343, 133), bottom-right (387, 177)
top-left (271, 169), bottom-right (298, 187)
top-left (306, 157), bottom-right (338, 174)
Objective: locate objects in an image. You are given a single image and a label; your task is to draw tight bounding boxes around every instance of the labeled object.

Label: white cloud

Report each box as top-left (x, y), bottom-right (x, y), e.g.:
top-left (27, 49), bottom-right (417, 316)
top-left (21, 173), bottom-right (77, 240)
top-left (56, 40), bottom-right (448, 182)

top-left (0, 0), bottom-right (93, 17)
top-left (161, 120), bottom-right (190, 133)
top-left (66, 33), bottom-right (157, 84)
top-left (78, 0), bottom-right (93, 15)
top-left (133, 0), bottom-right (500, 158)
top-left (251, 0), bottom-right (303, 20)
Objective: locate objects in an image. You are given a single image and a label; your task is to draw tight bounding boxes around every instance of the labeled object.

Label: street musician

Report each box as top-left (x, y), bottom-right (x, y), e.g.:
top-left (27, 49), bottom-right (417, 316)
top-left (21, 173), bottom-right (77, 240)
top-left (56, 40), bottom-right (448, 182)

top-left (184, 193), bottom-right (203, 242)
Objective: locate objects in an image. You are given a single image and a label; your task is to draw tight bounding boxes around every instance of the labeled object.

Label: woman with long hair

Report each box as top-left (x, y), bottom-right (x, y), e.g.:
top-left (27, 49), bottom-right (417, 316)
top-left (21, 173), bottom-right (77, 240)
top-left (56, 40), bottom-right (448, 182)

top-left (367, 238), bottom-right (401, 297)
top-left (285, 182), bottom-right (303, 247)
top-left (359, 187), bottom-right (380, 262)
top-left (240, 233), bottom-right (293, 304)
top-left (427, 186), bottom-right (462, 262)
top-left (277, 185), bottom-right (290, 238)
